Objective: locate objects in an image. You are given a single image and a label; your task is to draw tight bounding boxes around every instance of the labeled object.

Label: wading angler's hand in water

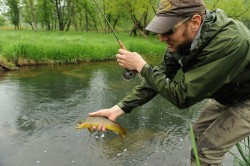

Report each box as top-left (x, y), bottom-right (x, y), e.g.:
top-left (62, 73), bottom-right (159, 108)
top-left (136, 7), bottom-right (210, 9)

top-left (116, 49), bottom-right (147, 73)
top-left (89, 105), bottom-right (124, 131)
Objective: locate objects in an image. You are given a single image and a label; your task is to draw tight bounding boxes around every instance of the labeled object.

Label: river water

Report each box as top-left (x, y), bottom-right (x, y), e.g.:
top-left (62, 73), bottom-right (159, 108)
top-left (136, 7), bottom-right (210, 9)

top-left (0, 61), bottom-right (234, 166)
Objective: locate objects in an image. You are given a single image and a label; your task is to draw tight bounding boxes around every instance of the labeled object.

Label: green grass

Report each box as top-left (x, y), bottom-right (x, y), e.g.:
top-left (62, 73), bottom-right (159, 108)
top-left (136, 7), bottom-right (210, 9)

top-left (0, 55), bottom-right (19, 70)
top-left (190, 123), bottom-right (201, 166)
top-left (229, 136), bottom-right (250, 166)
top-left (0, 30), bottom-right (165, 65)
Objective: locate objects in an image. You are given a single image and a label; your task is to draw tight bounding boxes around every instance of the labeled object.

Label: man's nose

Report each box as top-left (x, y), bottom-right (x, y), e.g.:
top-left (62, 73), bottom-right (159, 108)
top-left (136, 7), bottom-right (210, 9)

top-left (159, 34), bottom-right (170, 42)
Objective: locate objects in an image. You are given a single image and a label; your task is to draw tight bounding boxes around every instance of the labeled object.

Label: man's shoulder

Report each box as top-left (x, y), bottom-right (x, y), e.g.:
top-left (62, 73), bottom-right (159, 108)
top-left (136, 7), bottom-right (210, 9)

top-left (205, 9), bottom-right (250, 38)
top-left (201, 10), bottom-right (250, 50)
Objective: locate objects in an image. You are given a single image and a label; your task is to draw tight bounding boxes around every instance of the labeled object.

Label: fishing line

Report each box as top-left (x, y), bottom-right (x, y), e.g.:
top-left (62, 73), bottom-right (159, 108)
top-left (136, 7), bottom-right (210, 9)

top-left (92, 0), bottom-right (119, 43)
top-left (91, 0), bottom-right (136, 81)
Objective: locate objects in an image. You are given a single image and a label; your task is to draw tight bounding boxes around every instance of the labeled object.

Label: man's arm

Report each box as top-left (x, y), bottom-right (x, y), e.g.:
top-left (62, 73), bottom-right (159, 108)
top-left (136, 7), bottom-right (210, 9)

top-left (117, 53), bottom-right (181, 113)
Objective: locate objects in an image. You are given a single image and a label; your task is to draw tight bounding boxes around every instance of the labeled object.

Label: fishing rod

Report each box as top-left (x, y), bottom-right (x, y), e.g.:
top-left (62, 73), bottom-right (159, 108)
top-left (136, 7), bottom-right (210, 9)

top-left (92, 0), bottom-right (136, 81)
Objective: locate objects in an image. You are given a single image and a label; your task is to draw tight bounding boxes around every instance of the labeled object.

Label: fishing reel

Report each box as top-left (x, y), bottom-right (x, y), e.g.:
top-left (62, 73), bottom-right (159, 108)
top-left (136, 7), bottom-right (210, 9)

top-left (122, 68), bottom-right (136, 81)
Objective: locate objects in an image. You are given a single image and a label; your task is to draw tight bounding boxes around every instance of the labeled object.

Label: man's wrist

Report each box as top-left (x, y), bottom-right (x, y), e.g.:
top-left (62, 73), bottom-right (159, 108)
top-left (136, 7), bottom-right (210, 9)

top-left (137, 61), bottom-right (147, 73)
top-left (112, 105), bottom-right (124, 115)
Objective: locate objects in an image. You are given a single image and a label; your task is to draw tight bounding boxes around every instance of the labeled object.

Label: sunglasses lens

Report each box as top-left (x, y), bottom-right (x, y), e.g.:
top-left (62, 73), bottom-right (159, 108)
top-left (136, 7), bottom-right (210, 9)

top-left (164, 29), bottom-right (174, 35)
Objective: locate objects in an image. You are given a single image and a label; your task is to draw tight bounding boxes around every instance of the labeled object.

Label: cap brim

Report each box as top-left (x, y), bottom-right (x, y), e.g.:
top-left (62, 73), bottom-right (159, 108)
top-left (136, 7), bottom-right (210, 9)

top-left (145, 16), bottom-right (179, 34)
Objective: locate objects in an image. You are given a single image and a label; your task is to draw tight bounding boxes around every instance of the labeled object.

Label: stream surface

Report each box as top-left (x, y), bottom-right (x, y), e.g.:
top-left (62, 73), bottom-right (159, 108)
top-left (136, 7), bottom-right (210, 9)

top-left (0, 60), bottom-right (234, 166)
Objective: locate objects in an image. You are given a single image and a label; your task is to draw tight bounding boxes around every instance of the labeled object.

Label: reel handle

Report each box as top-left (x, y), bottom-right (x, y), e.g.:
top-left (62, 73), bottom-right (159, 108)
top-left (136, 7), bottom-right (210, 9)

top-left (118, 40), bottom-right (136, 81)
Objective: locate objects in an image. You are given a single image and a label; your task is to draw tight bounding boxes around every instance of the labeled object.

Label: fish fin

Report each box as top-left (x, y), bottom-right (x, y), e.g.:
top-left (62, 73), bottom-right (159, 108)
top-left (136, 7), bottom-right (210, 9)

top-left (118, 125), bottom-right (127, 136)
top-left (123, 128), bottom-right (127, 134)
top-left (112, 130), bottom-right (118, 134)
top-left (88, 128), bottom-right (93, 133)
top-left (119, 133), bottom-right (125, 139)
top-left (88, 125), bottom-right (95, 132)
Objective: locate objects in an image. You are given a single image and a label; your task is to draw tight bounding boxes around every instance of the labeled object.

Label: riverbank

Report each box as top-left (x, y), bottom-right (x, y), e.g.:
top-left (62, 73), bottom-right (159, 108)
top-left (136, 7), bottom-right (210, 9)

top-left (0, 30), bottom-right (166, 69)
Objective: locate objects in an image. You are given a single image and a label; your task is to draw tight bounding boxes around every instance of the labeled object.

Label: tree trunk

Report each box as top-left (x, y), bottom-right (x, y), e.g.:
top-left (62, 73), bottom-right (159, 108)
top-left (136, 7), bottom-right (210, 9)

top-left (129, 14), bottom-right (147, 38)
top-left (47, 21), bottom-right (51, 30)
top-left (29, 0), bottom-right (37, 31)
top-left (59, 21), bottom-right (64, 31)
top-left (113, 14), bottom-right (120, 30)
top-left (55, 0), bottom-right (64, 31)
top-left (72, 9), bottom-right (78, 31)
top-left (85, 8), bottom-right (88, 32)
top-left (143, 11), bottom-right (150, 36)
top-left (103, 0), bottom-right (107, 33)
top-left (92, 15), bottom-right (99, 33)
top-left (65, 20), bottom-right (71, 31)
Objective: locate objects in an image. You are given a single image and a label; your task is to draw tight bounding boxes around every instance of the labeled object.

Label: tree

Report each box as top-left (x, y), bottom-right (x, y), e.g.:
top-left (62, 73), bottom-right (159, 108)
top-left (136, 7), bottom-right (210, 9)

top-left (128, 0), bottom-right (157, 36)
top-left (73, 0), bottom-right (100, 32)
top-left (0, 15), bottom-right (6, 26)
top-left (37, 0), bottom-right (54, 30)
top-left (22, 0), bottom-right (37, 31)
top-left (6, 0), bottom-right (20, 29)
top-left (53, 0), bottom-right (64, 30)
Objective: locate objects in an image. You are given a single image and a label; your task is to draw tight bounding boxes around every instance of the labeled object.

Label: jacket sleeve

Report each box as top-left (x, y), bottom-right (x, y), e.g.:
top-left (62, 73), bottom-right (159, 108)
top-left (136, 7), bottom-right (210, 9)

top-left (117, 53), bottom-right (181, 113)
top-left (140, 35), bottom-right (250, 109)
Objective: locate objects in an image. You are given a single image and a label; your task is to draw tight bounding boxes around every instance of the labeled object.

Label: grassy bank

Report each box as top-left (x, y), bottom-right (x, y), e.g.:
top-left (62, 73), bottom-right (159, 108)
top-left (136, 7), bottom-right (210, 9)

top-left (0, 30), bottom-right (166, 66)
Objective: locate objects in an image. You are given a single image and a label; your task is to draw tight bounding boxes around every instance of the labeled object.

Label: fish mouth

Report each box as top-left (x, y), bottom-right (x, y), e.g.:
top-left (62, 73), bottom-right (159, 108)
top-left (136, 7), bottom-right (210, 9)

top-left (75, 123), bottom-right (83, 129)
top-left (75, 127), bottom-right (85, 130)
top-left (75, 126), bottom-right (81, 129)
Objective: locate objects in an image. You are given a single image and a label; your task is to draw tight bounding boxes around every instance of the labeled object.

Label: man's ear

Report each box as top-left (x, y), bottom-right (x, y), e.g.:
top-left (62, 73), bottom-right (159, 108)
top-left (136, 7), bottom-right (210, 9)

top-left (190, 15), bottom-right (202, 32)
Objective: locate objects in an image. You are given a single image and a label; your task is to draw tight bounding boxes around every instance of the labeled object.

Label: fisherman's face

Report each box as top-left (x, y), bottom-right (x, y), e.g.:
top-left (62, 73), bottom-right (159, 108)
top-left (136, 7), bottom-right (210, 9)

top-left (159, 17), bottom-right (198, 54)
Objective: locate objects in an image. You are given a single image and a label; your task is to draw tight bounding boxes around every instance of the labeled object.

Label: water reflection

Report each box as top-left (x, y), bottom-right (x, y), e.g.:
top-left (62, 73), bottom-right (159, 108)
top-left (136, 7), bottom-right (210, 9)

top-left (0, 61), bottom-right (216, 166)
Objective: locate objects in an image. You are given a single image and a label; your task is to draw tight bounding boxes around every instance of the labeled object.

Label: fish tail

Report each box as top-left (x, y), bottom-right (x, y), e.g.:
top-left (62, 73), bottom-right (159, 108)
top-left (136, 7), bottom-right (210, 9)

top-left (119, 133), bottom-right (126, 139)
top-left (117, 125), bottom-right (126, 139)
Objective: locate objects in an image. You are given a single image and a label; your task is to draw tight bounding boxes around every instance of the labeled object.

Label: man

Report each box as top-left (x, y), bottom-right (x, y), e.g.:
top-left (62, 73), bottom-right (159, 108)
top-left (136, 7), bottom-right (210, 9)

top-left (90, 0), bottom-right (250, 165)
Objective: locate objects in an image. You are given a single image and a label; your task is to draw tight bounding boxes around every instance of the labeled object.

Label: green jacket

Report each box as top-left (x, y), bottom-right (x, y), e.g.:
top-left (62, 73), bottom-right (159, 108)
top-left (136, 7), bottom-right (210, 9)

top-left (117, 9), bottom-right (250, 113)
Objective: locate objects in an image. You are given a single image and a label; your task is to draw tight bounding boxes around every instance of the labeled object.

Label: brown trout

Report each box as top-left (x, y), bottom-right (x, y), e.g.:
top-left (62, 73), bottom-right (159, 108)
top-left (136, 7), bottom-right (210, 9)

top-left (76, 117), bottom-right (126, 139)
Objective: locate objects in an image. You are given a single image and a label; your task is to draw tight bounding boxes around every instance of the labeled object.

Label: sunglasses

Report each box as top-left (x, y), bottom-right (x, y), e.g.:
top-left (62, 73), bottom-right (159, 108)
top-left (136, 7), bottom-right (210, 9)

top-left (163, 17), bottom-right (191, 36)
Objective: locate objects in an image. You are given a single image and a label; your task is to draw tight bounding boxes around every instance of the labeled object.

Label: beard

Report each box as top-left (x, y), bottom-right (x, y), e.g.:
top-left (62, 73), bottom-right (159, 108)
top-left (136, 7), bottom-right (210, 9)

top-left (176, 26), bottom-right (192, 55)
top-left (176, 40), bottom-right (192, 55)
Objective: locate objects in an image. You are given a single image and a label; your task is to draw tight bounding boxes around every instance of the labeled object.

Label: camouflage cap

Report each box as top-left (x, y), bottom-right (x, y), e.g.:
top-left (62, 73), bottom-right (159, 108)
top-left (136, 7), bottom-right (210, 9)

top-left (145, 0), bottom-right (206, 34)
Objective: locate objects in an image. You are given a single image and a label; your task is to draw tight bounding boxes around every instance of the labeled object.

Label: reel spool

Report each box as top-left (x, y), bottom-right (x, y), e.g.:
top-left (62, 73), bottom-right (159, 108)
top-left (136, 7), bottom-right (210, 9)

top-left (122, 69), bottom-right (136, 81)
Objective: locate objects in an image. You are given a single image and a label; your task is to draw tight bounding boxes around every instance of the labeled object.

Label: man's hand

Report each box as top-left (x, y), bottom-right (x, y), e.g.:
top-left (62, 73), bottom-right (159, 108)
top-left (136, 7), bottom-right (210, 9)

top-left (88, 105), bottom-right (124, 131)
top-left (116, 49), bottom-right (147, 73)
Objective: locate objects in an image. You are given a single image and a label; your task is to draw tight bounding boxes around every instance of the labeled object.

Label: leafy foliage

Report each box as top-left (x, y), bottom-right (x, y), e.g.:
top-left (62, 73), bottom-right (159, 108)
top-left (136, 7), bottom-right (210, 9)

top-left (0, 15), bottom-right (6, 26)
top-left (1, 0), bottom-right (250, 30)
top-left (204, 0), bottom-right (250, 27)
top-left (5, 0), bottom-right (20, 29)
